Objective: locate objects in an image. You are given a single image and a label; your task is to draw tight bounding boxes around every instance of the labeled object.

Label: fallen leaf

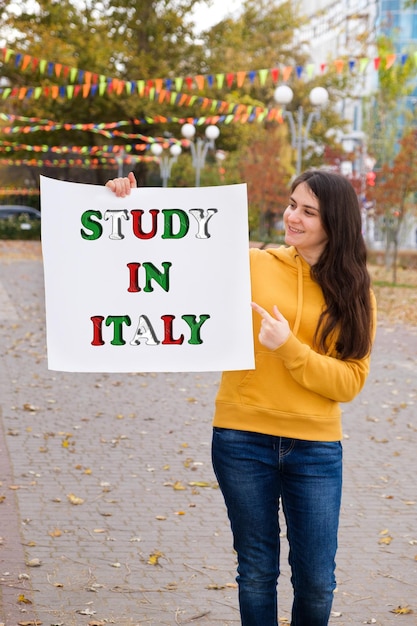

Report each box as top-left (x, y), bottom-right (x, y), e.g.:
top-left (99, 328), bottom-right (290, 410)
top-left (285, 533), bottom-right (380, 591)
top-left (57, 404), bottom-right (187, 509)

top-left (67, 493), bottom-right (84, 505)
top-left (188, 481), bottom-right (212, 488)
top-left (48, 528), bottom-right (62, 538)
top-left (165, 582), bottom-right (178, 590)
top-left (148, 550), bottom-right (163, 565)
top-left (23, 403), bottom-right (38, 412)
top-left (18, 621), bottom-right (42, 626)
top-left (26, 558), bottom-right (42, 567)
top-left (17, 594), bottom-right (32, 604)
top-left (173, 481), bottom-right (186, 490)
top-left (390, 606), bottom-right (413, 614)
top-left (76, 609), bottom-right (96, 616)
top-left (378, 535), bottom-right (393, 545)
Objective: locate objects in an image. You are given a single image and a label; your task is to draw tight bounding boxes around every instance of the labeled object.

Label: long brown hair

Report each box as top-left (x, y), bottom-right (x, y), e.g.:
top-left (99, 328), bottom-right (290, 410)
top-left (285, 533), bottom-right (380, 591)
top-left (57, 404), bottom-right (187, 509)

top-left (291, 170), bottom-right (373, 360)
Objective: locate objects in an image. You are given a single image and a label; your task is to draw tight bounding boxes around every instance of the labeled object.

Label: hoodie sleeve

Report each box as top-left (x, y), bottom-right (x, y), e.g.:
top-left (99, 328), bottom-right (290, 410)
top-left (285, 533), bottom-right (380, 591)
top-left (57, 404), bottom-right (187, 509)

top-left (275, 298), bottom-right (377, 403)
top-left (275, 334), bottom-right (370, 402)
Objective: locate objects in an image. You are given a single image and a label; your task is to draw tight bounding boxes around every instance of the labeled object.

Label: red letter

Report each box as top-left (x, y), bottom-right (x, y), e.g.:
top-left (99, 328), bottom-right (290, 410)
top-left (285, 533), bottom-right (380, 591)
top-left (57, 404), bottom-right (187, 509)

top-left (161, 315), bottom-right (184, 345)
top-left (91, 315), bottom-right (105, 345)
top-left (131, 209), bottom-right (159, 239)
top-left (127, 262), bottom-right (141, 292)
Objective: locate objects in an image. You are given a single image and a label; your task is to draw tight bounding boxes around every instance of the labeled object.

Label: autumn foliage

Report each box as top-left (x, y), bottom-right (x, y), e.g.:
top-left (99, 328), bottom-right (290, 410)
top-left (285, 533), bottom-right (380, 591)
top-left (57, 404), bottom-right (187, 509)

top-left (371, 129), bottom-right (417, 281)
top-left (238, 126), bottom-right (292, 239)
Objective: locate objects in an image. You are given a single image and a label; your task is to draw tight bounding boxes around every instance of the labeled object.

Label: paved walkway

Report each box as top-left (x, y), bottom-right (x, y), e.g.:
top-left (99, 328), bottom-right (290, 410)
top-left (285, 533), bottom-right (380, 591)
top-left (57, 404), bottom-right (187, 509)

top-left (0, 243), bottom-right (416, 625)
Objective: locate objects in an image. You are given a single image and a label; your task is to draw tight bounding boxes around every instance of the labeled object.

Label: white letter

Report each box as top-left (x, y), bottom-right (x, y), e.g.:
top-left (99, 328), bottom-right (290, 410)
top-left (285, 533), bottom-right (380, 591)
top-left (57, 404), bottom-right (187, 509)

top-left (104, 209), bottom-right (129, 240)
top-left (130, 315), bottom-right (160, 346)
top-left (189, 208), bottom-right (218, 239)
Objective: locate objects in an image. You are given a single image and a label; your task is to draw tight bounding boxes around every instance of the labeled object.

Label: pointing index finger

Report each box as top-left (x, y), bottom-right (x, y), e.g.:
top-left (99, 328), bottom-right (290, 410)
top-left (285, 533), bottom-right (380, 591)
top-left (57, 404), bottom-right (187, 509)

top-left (251, 301), bottom-right (270, 320)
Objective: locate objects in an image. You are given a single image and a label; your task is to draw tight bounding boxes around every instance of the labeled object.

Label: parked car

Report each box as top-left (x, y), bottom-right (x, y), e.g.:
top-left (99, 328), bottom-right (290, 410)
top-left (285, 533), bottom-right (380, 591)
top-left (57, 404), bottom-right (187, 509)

top-left (0, 204), bottom-right (41, 230)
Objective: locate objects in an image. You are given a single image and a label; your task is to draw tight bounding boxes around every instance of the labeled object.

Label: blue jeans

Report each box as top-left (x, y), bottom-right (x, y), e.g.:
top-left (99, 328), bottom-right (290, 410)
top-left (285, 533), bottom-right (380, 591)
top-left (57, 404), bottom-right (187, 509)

top-left (212, 428), bottom-right (342, 626)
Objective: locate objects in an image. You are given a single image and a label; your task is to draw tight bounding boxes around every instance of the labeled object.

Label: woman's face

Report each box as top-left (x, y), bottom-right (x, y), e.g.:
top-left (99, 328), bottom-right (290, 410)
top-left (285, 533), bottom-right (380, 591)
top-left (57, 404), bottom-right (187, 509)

top-left (283, 181), bottom-right (328, 265)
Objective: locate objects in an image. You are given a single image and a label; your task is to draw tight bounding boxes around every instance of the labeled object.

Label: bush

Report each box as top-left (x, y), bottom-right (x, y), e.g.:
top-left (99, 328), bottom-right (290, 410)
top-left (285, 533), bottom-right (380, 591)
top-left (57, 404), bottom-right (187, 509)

top-left (367, 249), bottom-right (417, 270)
top-left (0, 215), bottom-right (41, 240)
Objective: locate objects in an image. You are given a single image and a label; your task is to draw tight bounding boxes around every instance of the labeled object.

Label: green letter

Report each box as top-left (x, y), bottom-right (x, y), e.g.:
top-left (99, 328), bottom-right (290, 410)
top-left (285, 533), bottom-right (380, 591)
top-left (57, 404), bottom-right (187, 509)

top-left (143, 262), bottom-right (172, 292)
top-left (162, 209), bottom-right (189, 239)
top-left (81, 210), bottom-right (103, 240)
top-left (181, 314), bottom-right (210, 344)
top-left (105, 315), bottom-right (131, 345)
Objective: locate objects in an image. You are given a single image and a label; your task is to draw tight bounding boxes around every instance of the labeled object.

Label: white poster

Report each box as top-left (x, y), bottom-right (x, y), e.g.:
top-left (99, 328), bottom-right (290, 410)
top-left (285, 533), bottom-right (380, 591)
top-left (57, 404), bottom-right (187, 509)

top-left (40, 177), bottom-right (254, 373)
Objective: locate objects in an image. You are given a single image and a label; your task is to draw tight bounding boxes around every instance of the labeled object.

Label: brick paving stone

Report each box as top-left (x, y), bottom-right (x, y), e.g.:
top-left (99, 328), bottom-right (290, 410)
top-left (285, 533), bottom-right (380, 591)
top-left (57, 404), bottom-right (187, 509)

top-left (0, 243), bottom-right (416, 625)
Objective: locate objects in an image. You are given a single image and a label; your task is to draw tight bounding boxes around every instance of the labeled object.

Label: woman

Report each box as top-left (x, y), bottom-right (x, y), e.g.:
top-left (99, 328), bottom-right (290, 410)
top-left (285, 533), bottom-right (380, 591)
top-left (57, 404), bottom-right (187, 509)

top-left (106, 169), bottom-right (376, 626)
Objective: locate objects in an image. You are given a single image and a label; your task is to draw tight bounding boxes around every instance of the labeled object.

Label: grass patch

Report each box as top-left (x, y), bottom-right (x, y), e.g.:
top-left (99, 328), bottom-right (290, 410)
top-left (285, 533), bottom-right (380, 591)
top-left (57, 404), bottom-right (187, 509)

top-left (372, 280), bottom-right (416, 289)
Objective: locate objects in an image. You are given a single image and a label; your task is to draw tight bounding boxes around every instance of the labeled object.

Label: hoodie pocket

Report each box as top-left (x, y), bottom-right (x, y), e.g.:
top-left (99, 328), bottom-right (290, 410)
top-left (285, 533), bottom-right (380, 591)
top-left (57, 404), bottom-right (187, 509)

top-left (237, 351), bottom-right (333, 415)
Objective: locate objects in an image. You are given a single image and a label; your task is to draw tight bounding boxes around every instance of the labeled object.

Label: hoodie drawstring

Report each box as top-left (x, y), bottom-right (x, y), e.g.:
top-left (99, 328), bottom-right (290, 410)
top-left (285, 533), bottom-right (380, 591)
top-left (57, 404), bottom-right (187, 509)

top-left (293, 254), bottom-right (304, 336)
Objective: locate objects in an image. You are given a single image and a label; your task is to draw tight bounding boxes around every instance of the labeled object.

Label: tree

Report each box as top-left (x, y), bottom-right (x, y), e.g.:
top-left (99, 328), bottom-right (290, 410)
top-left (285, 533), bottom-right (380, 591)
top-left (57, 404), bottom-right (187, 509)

top-left (0, 0), bottom-right (350, 224)
top-left (238, 125), bottom-right (292, 239)
top-left (363, 35), bottom-right (417, 168)
top-left (0, 0), bottom-right (208, 186)
top-left (371, 129), bottom-right (417, 283)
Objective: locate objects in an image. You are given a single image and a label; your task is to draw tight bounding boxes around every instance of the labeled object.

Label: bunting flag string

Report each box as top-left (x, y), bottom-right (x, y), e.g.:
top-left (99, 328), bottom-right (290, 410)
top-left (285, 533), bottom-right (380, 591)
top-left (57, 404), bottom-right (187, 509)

top-left (0, 155), bottom-right (158, 169)
top-left (1, 46), bottom-right (416, 94)
top-left (0, 140), bottom-right (187, 154)
top-left (0, 188), bottom-right (40, 195)
top-left (0, 103), bottom-right (281, 131)
top-left (0, 79), bottom-right (280, 124)
top-left (0, 113), bottom-right (53, 124)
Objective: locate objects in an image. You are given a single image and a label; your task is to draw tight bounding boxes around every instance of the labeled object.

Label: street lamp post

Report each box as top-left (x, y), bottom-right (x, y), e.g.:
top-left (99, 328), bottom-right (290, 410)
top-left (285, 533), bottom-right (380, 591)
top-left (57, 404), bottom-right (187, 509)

top-left (273, 85), bottom-right (329, 175)
top-left (116, 147), bottom-right (125, 177)
top-left (150, 143), bottom-right (182, 187)
top-left (339, 131), bottom-right (367, 197)
top-left (181, 123), bottom-right (220, 186)
top-left (339, 131), bottom-right (376, 246)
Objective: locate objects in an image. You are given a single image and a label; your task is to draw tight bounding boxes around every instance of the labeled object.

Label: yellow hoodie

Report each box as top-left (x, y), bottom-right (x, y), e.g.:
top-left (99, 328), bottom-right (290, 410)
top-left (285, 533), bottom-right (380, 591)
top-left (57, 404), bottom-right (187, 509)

top-left (213, 246), bottom-right (376, 442)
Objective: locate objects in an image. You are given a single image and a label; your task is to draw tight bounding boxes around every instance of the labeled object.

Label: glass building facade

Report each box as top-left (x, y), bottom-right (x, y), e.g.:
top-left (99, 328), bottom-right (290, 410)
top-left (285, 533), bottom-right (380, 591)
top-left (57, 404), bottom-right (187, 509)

top-left (379, 0), bottom-right (417, 47)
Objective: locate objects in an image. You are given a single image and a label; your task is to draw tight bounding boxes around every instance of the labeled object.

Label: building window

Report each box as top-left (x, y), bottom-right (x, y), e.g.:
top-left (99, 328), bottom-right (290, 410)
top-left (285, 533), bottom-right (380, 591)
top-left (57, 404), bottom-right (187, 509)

top-left (381, 0), bottom-right (400, 10)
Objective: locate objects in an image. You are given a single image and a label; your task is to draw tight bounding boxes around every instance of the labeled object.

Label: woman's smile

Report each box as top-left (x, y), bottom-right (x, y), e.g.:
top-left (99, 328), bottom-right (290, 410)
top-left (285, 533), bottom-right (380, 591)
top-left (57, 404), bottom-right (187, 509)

top-left (283, 181), bottom-right (328, 265)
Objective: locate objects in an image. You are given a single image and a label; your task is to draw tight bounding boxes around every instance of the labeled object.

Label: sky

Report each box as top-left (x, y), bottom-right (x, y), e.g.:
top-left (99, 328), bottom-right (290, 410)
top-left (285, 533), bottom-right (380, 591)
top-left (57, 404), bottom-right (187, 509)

top-left (190, 0), bottom-right (244, 32)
